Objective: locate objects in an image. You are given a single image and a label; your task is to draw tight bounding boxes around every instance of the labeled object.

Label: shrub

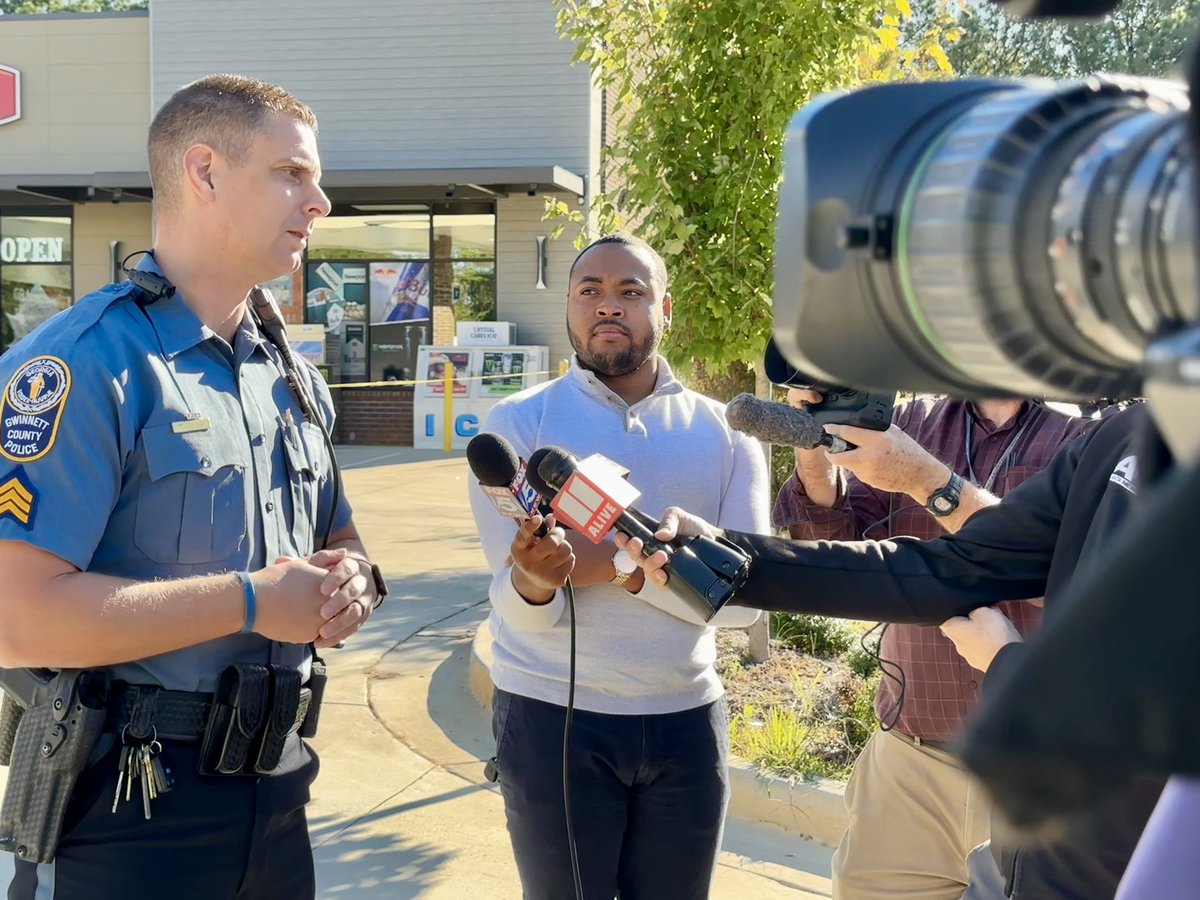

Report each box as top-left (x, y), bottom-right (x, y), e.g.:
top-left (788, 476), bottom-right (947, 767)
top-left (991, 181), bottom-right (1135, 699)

top-left (771, 613), bottom-right (855, 658)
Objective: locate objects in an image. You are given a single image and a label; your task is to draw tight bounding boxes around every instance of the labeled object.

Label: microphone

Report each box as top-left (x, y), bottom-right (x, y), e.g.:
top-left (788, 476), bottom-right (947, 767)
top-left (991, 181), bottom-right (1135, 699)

top-left (526, 448), bottom-right (659, 548)
top-left (532, 446), bottom-right (750, 622)
top-left (725, 393), bottom-right (852, 452)
top-left (466, 432), bottom-right (543, 521)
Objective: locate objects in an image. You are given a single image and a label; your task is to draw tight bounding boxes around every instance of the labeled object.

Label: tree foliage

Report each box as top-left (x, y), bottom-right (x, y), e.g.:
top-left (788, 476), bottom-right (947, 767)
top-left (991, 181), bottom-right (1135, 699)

top-left (0, 0), bottom-right (145, 13)
top-left (902, 0), bottom-right (1199, 79)
top-left (549, 0), bottom-right (902, 376)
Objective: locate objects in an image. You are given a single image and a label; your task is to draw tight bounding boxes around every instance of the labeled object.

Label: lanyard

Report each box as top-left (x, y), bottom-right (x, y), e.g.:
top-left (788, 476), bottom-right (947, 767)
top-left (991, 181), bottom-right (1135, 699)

top-left (964, 405), bottom-right (1037, 492)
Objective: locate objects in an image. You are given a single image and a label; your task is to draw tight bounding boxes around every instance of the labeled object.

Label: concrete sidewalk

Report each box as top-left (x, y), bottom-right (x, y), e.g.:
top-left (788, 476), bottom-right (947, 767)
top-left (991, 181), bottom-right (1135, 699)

top-left (0, 447), bottom-right (835, 898)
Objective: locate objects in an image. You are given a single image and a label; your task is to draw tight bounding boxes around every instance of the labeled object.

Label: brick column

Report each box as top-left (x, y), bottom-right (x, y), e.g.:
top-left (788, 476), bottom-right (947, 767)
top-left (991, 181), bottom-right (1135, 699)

top-left (432, 235), bottom-right (455, 345)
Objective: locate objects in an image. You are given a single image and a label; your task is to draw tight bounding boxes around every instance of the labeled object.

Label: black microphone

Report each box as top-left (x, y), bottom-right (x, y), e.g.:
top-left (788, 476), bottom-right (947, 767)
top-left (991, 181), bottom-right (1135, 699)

top-left (725, 393), bottom-right (852, 452)
top-left (532, 446), bottom-right (750, 622)
top-left (466, 433), bottom-right (546, 523)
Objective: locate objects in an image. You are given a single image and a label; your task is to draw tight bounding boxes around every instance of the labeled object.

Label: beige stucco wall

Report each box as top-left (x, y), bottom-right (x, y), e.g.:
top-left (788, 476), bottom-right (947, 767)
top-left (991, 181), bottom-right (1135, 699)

top-left (72, 202), bottom-right (153, 295)
top-left (0, 12), bottom-right (150, 176)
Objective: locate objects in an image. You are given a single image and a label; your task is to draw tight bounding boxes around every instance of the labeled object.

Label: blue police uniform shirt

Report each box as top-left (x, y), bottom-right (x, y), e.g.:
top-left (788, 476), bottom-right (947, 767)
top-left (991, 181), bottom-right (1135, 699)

top-left (0, 255), bottom-right (353, 693)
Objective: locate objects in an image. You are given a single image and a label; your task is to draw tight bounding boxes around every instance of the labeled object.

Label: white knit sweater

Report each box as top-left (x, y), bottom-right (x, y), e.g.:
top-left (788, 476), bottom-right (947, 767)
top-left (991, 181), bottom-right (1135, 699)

top-left (467, 356), bottom-right (770, 715)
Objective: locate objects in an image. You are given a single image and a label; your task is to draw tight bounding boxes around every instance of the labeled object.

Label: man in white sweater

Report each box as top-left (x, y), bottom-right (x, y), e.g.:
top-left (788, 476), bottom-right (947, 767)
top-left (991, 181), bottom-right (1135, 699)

top-left (468, 234), bottom-right (769, 899)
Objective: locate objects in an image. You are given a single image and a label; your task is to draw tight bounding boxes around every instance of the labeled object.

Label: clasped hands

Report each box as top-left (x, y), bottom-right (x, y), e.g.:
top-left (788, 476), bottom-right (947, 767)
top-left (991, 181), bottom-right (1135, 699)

top-left (254, 548), bottom-right (378, 648)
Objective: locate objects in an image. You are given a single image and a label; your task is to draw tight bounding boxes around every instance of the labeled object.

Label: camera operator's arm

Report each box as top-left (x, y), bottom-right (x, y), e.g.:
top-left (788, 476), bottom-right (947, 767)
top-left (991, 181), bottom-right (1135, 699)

top-left (618, 425), bottom-right (1093, 625)
top-left (627, 427), bottom-right (767, 628)
top-left (785, 389), bottom-right (845, 512)
top-left (822, 422), bottom-right (1000, 535)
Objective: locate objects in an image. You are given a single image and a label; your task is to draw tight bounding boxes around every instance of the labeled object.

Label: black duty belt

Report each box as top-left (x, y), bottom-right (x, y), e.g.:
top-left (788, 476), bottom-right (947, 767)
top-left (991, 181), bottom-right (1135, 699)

top-left (108, 682), bottom-right (309, 742)
top-left (105, 662), bottom-right (321, 776)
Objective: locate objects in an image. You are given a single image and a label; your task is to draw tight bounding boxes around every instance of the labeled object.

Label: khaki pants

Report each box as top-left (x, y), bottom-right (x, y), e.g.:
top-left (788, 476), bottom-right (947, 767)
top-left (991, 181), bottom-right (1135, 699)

top-left (832, 730), bottom-right (992, 900)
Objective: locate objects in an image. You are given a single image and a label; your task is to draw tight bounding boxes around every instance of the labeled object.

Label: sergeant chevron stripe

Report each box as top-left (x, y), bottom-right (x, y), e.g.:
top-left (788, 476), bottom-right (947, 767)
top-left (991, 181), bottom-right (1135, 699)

top-left (0, 471), bottom-right (37, 528)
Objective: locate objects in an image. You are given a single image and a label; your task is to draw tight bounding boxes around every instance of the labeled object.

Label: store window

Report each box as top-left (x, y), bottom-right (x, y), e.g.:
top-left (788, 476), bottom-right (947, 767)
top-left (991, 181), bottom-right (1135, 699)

top-left (434, 214), bottom-right (496, 325)
top-left (304, 210), bottom-right (495, 386)
top-left (0, 212), bottom-right (73, 354)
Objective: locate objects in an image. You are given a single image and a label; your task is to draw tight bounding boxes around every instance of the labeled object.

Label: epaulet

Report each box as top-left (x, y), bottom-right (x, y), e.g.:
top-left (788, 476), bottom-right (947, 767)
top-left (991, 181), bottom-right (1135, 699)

top-left (55, 281), bottom-right (143, 345)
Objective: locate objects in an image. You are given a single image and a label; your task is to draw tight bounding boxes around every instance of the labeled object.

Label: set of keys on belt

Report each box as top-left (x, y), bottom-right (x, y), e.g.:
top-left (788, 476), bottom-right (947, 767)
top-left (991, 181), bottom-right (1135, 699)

top-left (112, 727), bottom-right (174, 819)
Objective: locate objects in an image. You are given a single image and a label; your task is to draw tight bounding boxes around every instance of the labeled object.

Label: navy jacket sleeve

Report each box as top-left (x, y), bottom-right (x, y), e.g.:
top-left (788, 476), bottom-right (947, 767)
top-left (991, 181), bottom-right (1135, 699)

top-left (722, 423), bottom-right (1093, 625)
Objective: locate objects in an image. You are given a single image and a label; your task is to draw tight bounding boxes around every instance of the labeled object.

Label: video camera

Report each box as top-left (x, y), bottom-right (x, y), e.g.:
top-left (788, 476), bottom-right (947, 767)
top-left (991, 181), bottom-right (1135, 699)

top-left (771, 0), bottom-right (1199, 464)
top-left (767, 0), bottom-right (1200, 831)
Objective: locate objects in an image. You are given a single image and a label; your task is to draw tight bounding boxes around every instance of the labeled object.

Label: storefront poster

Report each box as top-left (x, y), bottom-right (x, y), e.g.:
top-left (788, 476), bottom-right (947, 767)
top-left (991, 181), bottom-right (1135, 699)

top-left (480, 351), bottom-right (526, 396)
top-left (423, 350), bottom-right (470, 397)
top-left (342, 322), bottom-right (367, 381)
top-left (369, 261), bottom-right (430, 324)
top-left (1, 271), bottom-right (71, 348)
top-left (260, 273), bottom-right (294, 308)
top-left (306, 262), bottom-right (367, 334)
top-left (286, 323), bottom-right (325, 365)
top-left (370, 322), bottom-right (429, 384)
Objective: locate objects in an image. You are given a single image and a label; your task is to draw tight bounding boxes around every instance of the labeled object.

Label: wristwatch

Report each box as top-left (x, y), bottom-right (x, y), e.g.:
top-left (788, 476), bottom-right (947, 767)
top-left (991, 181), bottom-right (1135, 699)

top-left (350, 556), bottom-right (389, 608)
top-left (925, 472), bottom-right (964, 518)
top-left (611, 549), bottom-right (639, 589)
top-left (368, 562), bottom-right (388, 608)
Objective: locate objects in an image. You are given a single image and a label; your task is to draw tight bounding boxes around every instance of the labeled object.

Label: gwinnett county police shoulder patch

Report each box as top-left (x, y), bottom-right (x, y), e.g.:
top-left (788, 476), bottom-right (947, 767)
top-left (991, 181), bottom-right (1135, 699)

top-left (0, 469), bottom-right (38, 529)
top-left (0, 356), bottom-right (72, 464)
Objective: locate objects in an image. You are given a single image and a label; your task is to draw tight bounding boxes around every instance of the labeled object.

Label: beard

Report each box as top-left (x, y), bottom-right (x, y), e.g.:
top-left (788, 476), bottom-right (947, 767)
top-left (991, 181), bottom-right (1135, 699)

top-left (568, 320), bottom-right (661, 378)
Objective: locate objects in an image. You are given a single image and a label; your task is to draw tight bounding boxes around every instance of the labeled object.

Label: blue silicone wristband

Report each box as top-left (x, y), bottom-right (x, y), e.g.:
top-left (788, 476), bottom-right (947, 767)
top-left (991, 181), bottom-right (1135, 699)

top-left (236, 572), bottom-right (256, 634)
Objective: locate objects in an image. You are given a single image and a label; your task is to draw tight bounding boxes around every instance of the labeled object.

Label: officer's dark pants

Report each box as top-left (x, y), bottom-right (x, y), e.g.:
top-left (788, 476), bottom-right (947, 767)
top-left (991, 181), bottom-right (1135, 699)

top-left (492, 687), bottom-right (730, 900)
top-left (9, 737), bottom-right (319, 900)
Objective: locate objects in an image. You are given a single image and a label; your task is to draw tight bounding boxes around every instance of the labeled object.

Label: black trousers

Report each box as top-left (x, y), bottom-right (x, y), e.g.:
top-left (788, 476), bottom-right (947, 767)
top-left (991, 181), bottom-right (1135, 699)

top-left (492, 688), bottom-right (730, 900)
top-left (10, 735), bottom-right (319, 900)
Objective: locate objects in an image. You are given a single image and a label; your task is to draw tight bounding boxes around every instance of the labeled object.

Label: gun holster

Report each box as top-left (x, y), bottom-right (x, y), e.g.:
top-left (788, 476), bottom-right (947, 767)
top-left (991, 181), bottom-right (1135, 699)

top-left (0, 670), bottom-right (110, 864)
top-left (0, 694), bottom-right (24, 766)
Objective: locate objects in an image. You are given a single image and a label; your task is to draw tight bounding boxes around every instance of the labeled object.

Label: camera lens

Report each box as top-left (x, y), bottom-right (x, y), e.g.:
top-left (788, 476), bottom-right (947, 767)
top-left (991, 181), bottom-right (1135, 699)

top-left (775, 77), bottom-right (1194, 400)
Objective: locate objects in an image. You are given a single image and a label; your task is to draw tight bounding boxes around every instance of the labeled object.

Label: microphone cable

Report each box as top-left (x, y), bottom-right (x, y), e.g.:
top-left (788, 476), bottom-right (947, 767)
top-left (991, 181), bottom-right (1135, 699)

top-left (562, 576), bottom-right (584, 900)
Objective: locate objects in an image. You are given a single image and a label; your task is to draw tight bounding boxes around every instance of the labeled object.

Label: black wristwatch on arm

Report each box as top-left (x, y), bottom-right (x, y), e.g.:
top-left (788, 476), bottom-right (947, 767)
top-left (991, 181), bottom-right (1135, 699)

top-left (349, 555), bottom-right (388, 608)
top-left (925, 471), bottom-right (964, 518)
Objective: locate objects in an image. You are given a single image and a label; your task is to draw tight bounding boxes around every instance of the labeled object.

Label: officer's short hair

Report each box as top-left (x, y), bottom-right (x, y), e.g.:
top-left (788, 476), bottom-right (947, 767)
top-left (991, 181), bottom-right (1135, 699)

top-left (149, 74), bottom-right (319, 212)
top-left (568, 234), bottom-right (669, 295)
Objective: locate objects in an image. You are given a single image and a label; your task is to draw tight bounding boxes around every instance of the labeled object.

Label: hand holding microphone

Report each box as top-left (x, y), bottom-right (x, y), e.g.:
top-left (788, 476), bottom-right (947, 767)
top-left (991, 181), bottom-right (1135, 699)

top-left (613, 506), bottom-right (719, 591)
top-left (467, 433), bottom-right (573, 603)
top-left (510, 512), bottom-right (575, 602)
top-left (528, 446), bottom-right (749, 621)
top-left (724, 391), bottom-right (854, 453)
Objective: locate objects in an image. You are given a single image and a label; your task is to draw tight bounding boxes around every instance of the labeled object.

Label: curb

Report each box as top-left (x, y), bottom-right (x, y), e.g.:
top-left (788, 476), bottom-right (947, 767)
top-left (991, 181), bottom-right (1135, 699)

top-left (468, 621), bottom-right (848, 848)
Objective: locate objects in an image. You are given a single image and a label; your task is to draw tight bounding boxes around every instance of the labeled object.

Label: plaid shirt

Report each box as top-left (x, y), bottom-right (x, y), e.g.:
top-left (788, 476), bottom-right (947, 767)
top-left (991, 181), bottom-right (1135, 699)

top-left (772, 397), bottom-right (1094, 742)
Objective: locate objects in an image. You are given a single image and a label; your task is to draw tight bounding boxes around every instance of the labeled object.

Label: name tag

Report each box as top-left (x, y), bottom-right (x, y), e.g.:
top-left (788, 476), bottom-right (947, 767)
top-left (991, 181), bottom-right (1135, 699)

top-left (171, 417), bottom-right (212, 434)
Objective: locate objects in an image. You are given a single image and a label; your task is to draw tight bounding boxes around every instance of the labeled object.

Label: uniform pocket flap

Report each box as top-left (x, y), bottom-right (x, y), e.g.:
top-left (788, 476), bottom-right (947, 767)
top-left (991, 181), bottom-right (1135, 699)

top-left (142, 421), bottom-right (241, 481)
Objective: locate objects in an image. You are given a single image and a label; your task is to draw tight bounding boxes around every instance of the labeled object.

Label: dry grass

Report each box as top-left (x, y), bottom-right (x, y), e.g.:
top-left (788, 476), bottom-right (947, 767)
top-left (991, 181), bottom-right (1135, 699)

top-left (717, 628), bottom-right (880, 780)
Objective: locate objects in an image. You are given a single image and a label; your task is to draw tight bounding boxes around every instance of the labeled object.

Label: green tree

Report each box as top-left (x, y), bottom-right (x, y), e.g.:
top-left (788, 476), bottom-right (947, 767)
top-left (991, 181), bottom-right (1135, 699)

top-left (0, 0), bottom-right (145, 13)
top-left (945, 1), bottom-right (1069, 77)
top-left (549, 0), bottom-right (894, 378)
top-left (904, 0), bottom-right (1199, 79)
top-left (1064, 0), bottom-right (1199, 77)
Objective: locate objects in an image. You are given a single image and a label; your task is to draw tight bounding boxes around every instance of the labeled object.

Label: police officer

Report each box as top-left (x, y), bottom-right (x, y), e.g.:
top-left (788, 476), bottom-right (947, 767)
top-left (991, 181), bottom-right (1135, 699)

top-left (0, 75), bottom-right (383, 899)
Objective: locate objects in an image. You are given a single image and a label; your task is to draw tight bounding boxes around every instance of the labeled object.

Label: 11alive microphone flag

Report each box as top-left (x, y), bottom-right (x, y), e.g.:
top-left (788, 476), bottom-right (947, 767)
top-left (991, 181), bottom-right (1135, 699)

top-left (546, 455), bottom-right (641, 542)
